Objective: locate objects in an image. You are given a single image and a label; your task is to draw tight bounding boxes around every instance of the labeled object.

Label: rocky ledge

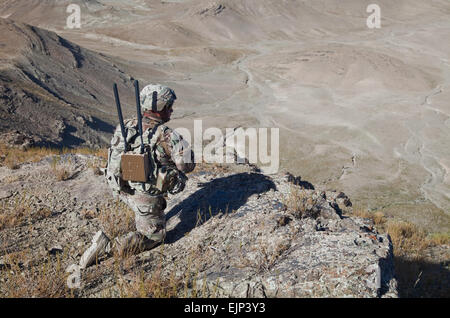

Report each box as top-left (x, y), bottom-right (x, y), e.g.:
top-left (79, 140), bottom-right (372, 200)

top-left (0, 154), bottom-right (398, 297)
top-left (152, 169), bottom-right (398, 298)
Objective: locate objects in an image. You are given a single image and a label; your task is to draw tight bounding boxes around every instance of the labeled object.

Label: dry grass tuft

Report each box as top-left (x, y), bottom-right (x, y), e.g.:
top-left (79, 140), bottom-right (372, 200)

top-left (117, 267), bottom-right (183, 298)
top-left (350, 205), bottom-right (372, 219)
top-left (80, 209), bottom-right (97, 220)
top-left (0, 251), bottom-right (73, 298)
top-left (98, 200), bottom-right (136, 239)
top-left (0, 192), bottom-right (52, 230)
top-left (283, 185), bottom-right (320, 219)
top-left (349, 206), bottom-right (450, 297)
top-left (350, 206), bottom-right (388, 229)
top-left (192, 158), bottom-right (232, 175)
top-left (372, 211), bottom-right (387, 226)
top-left (386, 221), bottom-right (429, 257)
top-left (428, 233), bottom-right (450, 246)
top-left (0, 142), bottom-right (108, 170)
top-left (50, 156), bottom-right (76, 181)
top-left (0, 142), bottom-right (59, 169)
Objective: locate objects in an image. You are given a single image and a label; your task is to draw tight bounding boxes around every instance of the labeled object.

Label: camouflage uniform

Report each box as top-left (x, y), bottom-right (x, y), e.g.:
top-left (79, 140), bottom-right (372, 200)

top-left (104, 86), bottom-right (194, 256)
top-left (80, 84), bottom-right (193, 268)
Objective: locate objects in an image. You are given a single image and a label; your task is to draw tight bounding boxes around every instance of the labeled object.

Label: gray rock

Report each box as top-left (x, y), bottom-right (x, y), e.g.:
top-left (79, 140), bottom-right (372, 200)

top-left (154, 171), bottom-right (398, 298)
top-left (48, 245), bottom-right (63, 255)
top-left (0, 190), bottom-right (12, 200)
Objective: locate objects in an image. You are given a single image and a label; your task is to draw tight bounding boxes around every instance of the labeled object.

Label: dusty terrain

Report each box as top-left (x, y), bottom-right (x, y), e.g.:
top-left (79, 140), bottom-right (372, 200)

top-left (0, 0), bottom-right (448, 233)
top-left (0, 152), bottom-right (400, 297)
top-left (0, 151), bottom-right (448, 297)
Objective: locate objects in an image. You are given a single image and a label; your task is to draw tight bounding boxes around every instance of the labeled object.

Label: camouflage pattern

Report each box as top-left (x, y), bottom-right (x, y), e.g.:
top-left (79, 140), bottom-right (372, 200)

top-left (140, 84), bottom-right (177, 112)
top-left (112, 232), bottom-right (160, 257)
top-left (120, 192), bottom-right (166, 242)
top-left (105, 110), bottom-right (195, 249)
top-left (106, 116), bottom-right (194, 195)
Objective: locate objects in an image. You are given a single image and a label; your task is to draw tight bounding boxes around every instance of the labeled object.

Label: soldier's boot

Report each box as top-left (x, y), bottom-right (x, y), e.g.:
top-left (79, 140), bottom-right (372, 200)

top-left (112, 232), bottom-right (162, 257)
top-left (79, 230), bottom-right (111, 269)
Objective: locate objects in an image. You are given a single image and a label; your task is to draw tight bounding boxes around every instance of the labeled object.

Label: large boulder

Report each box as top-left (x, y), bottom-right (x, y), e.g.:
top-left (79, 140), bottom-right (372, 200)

top-left (152, 171), bottom-right (399, 298)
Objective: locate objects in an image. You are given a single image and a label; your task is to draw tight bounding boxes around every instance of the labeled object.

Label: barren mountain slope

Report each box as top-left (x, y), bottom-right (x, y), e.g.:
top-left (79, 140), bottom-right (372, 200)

top-left (0, 18), bottom-right (140, 147)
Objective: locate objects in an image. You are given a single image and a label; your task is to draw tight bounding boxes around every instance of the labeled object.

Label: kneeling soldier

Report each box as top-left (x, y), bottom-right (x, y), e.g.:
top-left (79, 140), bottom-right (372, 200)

top-left (79, 83), bottom-right (195, 269)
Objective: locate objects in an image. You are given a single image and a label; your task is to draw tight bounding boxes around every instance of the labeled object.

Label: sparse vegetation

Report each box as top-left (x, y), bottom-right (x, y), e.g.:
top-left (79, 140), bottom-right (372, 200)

top-left (1, 144), bottom-right (448, 298)
top-left (115, 266), bottom-right (183, 298)
top-left (192, 161), bottom-right (232, 175)
top-left (0, 142), bottom-right (107, 170)
top-left (386, 221), bottom-right (429, 257)
top-left (348, 206), bottom-right (450, 298)
top-left (283, 185), bottom-right (320, 219)
top-left (429, 233), bottom-right (450, 246)
top-left (51, 156), bottom-right (76, 181)
top-left (0, 250), bottom-right (73, 298)
top-left (0, 191), bottom-right (52, 231)
top-left (98, 200), bottom-right (136, 239)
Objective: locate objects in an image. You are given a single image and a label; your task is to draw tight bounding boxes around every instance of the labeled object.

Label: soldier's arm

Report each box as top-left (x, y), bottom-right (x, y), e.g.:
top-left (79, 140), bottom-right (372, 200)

top-left (158, 126), bottom-right (195, 173)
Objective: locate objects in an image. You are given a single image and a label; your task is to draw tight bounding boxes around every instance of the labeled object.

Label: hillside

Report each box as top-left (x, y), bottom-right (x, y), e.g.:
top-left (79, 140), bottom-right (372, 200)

top-left (0, 18), bottom-right (136, 147)
top-left (0, 150), bottom-right (400, 298)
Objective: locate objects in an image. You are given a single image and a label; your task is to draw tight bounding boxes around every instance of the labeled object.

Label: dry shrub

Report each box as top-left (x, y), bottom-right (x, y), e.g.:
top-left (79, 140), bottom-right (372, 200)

top-left (386, 221), bottom-right (429, 257)
top-left (349, 206), bottom-right (387, 229)
top-left (87, 157), bottom-right (106, 176)
top-left (0, 142), bottom-right (60, 169)
top-left (114, 247), bottom-right (214, 298)
top-left (350, 207), bottom-right (430, 257)
top-left (0, 192), bottom-right (53, 230)
top-left (428, 233), bottom-right (450, 246)
top-left (117, 268), bottom-right (183, 298)
top-left (193, 162), bottom-right (231, 175)
top-left (54, 164), bottom-right (74, 181)
top-left (0, 253), bottom-right (72, 298)
top-left (34, 207), bottom-right (52, 219)
top-left (50, 156), bottom-right (76, 181)
top-left (351, 205), bottom-right (372, 219)
top-left (80, 209), bottom-right (97, 220)
top-left (98, 200), bottom-right (136, 239)
top-left (346, 207), bottom-right (450, 297)
top-left (0, 210), bottom-right (26, 231)
top-left (0, 142), bottom-right (108, 171)
top-left (372, 211), bottom-right (386, 226)
top-left (283, 185), bottom-right (320, 219)
top-left (0, 192), bottom-right (32, 230)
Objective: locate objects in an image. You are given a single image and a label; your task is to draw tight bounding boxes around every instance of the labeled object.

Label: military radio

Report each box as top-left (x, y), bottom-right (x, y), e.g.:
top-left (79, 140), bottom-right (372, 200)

top-left (113, 81), bottom-right (150, 183)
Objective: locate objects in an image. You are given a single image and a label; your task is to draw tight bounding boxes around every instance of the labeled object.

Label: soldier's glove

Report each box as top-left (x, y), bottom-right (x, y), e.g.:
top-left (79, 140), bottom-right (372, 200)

top-left (167, 170), bottom-right (187, 195)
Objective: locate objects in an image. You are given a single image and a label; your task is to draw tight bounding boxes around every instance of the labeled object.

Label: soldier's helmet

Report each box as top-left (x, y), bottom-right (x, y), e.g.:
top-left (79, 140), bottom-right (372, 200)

top-left (140, 84), bottom-right (177, 112)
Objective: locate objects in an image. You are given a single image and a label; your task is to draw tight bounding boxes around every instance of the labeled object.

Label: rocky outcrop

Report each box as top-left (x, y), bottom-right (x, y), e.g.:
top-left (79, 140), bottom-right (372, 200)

top-left (157, 170), bottom-right (398, 298)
